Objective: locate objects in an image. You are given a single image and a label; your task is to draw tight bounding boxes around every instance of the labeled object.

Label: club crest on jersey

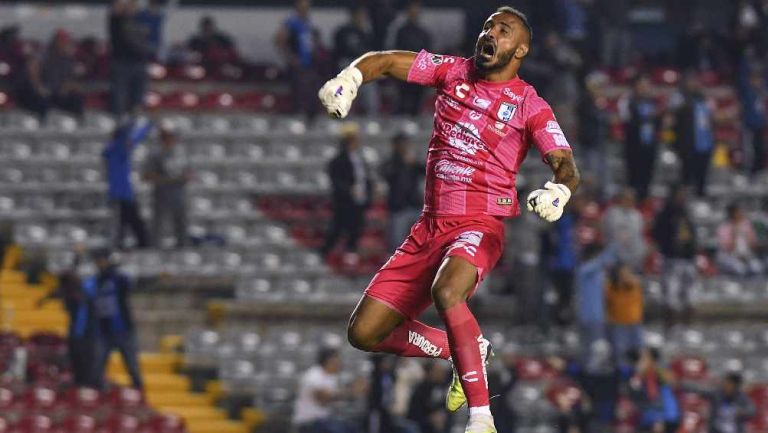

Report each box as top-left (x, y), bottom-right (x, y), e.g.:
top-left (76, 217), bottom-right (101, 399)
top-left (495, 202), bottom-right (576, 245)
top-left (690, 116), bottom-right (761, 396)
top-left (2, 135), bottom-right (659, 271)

top-left (497, 102), bottom-right (517, 122)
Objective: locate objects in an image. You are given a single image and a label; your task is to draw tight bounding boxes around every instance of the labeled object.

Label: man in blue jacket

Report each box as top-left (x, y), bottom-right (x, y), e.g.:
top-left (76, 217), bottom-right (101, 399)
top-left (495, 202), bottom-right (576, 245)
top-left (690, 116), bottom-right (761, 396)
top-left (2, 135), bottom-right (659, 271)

top-left (103, 118), bottom-right (153, 249)
top-left (87, 248), bottom-right (143, 390)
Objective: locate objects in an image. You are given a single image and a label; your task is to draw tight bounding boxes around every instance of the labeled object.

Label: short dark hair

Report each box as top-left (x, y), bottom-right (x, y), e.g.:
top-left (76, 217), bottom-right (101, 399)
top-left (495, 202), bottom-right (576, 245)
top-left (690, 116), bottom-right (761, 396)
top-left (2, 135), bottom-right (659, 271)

top-left (496, 6), bottom-right (533, 43)
top-left (317, 347), bottom-right (339, 367)
top-left (725, 371), bottom-right (743, 387)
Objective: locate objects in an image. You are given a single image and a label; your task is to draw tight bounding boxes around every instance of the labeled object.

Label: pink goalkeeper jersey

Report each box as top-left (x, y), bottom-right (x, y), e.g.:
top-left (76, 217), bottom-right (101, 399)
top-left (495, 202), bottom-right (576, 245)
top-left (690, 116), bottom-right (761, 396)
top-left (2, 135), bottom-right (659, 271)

top-left (407, 49), bottom-right (572, 217)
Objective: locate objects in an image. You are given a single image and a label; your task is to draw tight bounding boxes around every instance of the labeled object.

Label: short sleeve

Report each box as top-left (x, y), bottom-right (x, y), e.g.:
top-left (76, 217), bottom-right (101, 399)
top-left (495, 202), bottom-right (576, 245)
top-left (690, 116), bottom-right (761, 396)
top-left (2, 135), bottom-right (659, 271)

top-left (407, 49), bottom-right (460, 88)
top-left (526, 94), bottom-right (572, 160)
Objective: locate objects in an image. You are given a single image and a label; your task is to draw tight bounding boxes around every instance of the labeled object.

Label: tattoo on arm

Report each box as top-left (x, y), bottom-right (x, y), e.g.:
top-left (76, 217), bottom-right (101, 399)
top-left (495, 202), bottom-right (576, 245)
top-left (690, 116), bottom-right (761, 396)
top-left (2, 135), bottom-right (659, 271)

top-left (546, 151), bottom-right (580, 193)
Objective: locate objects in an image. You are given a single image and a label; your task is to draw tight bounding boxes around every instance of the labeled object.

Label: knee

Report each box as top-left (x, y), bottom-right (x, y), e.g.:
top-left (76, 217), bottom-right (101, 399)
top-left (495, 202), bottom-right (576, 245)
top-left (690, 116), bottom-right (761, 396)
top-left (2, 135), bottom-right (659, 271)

top-left (346, 322), bottom-right (379, 352)
top-left (431, 283), bottom-right (469, 311)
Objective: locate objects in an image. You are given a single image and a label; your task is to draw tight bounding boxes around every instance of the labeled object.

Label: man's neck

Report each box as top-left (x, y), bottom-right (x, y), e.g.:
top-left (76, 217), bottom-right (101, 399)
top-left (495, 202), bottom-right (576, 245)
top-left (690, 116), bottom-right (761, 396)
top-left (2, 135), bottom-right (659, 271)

top-left (476, 67), bottom-right (519, 83)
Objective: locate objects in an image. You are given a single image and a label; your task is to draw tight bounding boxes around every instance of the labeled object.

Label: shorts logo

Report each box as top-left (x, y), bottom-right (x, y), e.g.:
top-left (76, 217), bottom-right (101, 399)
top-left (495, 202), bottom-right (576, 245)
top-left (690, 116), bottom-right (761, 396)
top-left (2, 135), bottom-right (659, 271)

top-left (408, 331), bottom-right (443, 357)
top-left (497, 197), bottom-right (514, 205)
top-left (469, 110), bottom-right (482, 121)
top-left (417, 56), bottom-right (429, 70)
top-left (450, 231), bottom-right (484, 257)
top-left (472, 96), bottom-right (491, 109)
top-left (497, 102), bottom-right (517, 122)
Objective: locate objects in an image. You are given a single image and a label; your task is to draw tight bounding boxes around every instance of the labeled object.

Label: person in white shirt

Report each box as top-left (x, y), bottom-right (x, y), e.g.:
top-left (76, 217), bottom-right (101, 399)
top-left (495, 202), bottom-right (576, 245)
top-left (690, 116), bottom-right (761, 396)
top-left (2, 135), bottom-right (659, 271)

top-left (293, 348), bottom-right (365, 433)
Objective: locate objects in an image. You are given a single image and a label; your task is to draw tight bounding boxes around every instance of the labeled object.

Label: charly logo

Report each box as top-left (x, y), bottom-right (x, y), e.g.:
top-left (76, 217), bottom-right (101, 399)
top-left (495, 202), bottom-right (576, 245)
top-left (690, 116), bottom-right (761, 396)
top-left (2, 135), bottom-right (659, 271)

top-left (469, 110), bottom-right (482, 120)
top-left (441, 121), bottom-right (486, 156)
top-left (435, 160), bottom-right (475, 183)
top-left (455, 82), bottom-right (471, 99)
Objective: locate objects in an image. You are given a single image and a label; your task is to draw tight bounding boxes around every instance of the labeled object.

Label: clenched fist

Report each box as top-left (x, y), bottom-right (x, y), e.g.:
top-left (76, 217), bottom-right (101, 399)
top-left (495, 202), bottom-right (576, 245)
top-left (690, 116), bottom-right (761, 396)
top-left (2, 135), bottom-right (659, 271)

top-left (526, 181), bottom-right (572, 222)
top-left (317, 67), bottom-right (363, 119)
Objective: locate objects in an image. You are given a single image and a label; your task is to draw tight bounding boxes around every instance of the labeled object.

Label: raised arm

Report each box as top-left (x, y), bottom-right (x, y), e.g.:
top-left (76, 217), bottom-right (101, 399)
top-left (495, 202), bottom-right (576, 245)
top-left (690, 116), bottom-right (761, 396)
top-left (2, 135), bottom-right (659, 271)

top-left (545, 149), bottom-right (581, 193)
top-left (318, 51), bottom-right (417, 118)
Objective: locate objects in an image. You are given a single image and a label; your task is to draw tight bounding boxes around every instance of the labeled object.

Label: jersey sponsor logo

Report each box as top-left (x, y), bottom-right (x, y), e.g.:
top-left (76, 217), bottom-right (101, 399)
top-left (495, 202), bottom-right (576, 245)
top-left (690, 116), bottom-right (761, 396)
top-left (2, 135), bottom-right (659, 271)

top-left (497, 102), bottom-right (517, 122)
top-left (443, 96), bottom-right (461, 110)
top-left (503, 88), bottom-right (525, 102)
top-left (435, 160), bottom-right (475, 183)
top-left (430, 54), bottom-right (454, 65)
top-left (469, 110), bottom-right (482, 121)
top-left (441, 121), bottom-right (486, 156)
top-left (546, 120), bottom-right (563, 134)
top-left (449, 230), bottom-right (484, 257)
top-left (408, 330), bottom-right (443, 357)
top-left (545, 120), bottom-right (570, 147)
top-left (455, 82), bottom-right (471, 99)
top-left (472, 96), bottom-right (491, 109)
top-left (417, 55), bottom-right (429, 70)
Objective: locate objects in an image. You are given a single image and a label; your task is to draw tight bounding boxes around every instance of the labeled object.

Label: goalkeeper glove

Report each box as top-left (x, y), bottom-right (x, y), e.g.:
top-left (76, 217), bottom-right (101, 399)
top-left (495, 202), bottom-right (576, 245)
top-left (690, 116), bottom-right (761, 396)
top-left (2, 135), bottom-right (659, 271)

top-left (317, 66), bottom-right (363, 119)
top-left (526, 181), bottom-right (572, 222)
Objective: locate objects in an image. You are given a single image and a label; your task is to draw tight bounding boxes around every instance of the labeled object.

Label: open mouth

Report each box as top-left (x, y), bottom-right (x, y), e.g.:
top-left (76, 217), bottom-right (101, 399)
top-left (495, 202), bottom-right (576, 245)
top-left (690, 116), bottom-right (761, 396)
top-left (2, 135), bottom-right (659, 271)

top-left (479, 42), bottom-right (495, 60)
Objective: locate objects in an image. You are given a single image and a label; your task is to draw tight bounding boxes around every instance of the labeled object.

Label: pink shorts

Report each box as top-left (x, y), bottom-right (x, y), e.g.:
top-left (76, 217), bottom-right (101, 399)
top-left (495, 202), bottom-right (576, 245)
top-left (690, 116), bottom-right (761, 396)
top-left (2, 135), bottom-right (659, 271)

top-left (364, 214), bottom-right (505, 320)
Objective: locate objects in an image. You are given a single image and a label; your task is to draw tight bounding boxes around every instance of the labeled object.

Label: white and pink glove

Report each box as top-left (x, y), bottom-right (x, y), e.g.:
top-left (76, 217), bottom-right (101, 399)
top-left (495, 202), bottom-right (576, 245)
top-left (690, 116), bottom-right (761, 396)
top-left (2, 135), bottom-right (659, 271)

top-left (526, 181), bottom-right (572, 222)
top-left (317, 66), bottom-right (363, 119)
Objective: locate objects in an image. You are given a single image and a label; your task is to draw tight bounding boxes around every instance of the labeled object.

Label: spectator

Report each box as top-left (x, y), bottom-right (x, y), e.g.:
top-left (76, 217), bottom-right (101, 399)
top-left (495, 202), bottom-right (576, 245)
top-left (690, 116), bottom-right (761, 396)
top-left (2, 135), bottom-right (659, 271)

top-left (388, 0), bottom-right (432, 115)
top-left (104, 119), bottom-right (152, 250)
top-left (549, 341), bottom-right (625, 433)
top-left (406, 360), bottom-right (452, 433)
top-left (390, 359), bottom-right (424, 421)
top-left (672, 72), bottom-right (720, 197)
top-left (15, 29), bottom-right (84, 120)
top-left (717, 203), bottom-right (763, 276)
top-left (380, 133), bottom-right (423, 251)
top-left (680, 372), bottom-right (756, 433)
top-left (142, 123), bottom-right (190, 248)
top-left (574, 242), bottom-right (617, 363)
top-left (87, 248), bottom-right (143, 390)
top-left (320, 124), bottom-right (373, 262)
top-left (540, 32), bottom-right (582, 135)
top-left (187, 15), bottom-right (239, 71)
top-left (605, 263), bottom-right (644, 366)
top-left (334, 6), bottom-right (379, 115)
top-left (627, 348), bottom-right (680, 433)
top-left (578, 71), bottom-right (611, 201)
top-left (292, 348), bottom-right (365, 433)
top-left (367, 355), bottom-right (418, 433)
top-left (603, 188), bottom-right (647, 269)
top-left (487, 345), bottom-right (519, 433)
top-left (652, 185), bottom-right (698, 326)
top-left (738, 64), bottom-right (767, 175)
top-left (135, 0), bottom-right (178, 62)
top-left (596, 0), bottom-right (630, 67)
top-left (619, 74), bottom-right (662, 201)
top-left (275, 0), bottom-right (325, 120)
top-left (366, 0), bottom-right (397, 50)
top-left (543, 194), bottom-right (582, 326)
top-left (109, 0), bottom-right (153, 120)
top-left (36, 245), bottom-right (96, 387)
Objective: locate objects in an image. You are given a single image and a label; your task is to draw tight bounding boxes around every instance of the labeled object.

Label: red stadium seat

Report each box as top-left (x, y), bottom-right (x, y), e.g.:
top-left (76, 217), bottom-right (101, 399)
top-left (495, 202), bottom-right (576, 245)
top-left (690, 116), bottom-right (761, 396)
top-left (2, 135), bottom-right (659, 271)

top-left (678, 411), bottom-right (705, 433)
top-left (677, 392), bottom-right (710, 415)
top-left (108, 387), bottom-right (145, 411)
top-left (514, 357), bottom-right (557, 381)
top-left (146, 414), bottom-right (185, 433)
top-left (671, 356), bottom-right (708, 381)
top-left (748, 384), bottom-right (768, 408)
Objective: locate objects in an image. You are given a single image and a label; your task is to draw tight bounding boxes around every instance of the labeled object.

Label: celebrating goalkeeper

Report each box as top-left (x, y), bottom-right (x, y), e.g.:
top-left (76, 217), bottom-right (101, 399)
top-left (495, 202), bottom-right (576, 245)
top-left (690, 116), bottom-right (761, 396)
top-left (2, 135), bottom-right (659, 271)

top-left (318, 6), bottom-right (580, 433)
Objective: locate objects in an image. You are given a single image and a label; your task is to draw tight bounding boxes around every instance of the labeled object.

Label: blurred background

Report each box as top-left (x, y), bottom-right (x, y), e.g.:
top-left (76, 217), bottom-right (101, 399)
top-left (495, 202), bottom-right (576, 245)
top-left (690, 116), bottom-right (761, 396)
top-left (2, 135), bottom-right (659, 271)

top-left (0, 0), bottom-right (767, 432)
